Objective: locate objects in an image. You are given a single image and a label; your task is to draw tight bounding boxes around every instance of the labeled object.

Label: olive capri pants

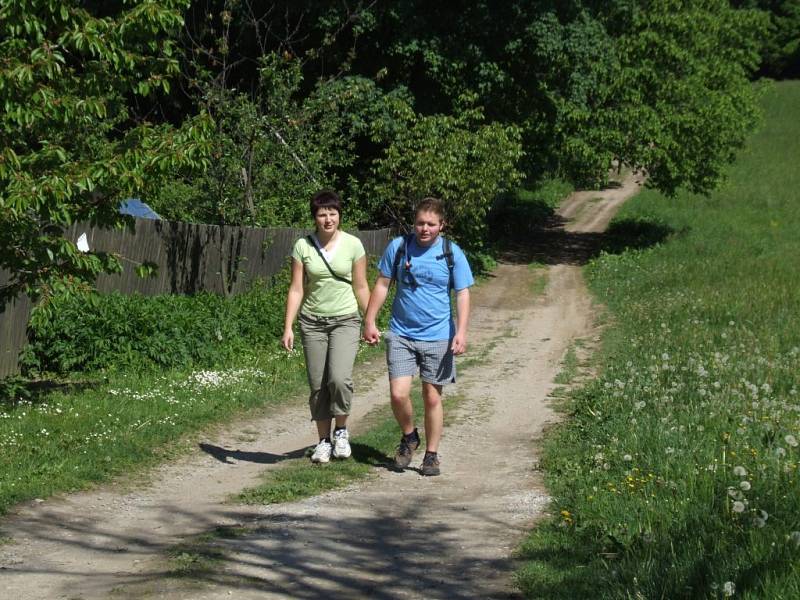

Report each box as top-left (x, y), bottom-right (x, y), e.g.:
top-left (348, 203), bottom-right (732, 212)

top-left (298, 312), bottom-right (361, 421)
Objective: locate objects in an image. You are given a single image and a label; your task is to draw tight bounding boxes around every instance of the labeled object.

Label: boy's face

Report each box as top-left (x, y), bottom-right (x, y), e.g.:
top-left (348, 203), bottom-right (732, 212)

top-left (413, 210), bottom-right (444, 247)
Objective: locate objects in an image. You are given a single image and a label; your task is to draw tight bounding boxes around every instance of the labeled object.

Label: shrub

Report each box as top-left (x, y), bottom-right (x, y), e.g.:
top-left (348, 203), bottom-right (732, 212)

top-left (21, 270), bottom-right (292, 376)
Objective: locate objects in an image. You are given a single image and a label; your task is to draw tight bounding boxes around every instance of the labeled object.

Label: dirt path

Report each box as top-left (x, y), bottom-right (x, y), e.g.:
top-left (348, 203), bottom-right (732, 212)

top-left (0, 176), bottom-right (639, 599)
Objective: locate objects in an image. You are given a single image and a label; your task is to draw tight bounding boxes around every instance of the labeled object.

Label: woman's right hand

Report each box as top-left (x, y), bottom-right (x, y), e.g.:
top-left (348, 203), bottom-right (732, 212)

top-left (281, 329), bottom-right (294, 352)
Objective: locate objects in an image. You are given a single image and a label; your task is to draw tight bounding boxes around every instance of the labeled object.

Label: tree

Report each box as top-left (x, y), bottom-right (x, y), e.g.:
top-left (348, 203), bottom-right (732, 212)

top-left (0, 0), bottom-right (212, 319)
top-left (324, 0), bottom-right (768, 194)
top-left (368, 99), bottom-right (523, 248)
top-left (601, 0), bottom-right (769, 194)
top-left (732, 0), bottom-right (800, 77)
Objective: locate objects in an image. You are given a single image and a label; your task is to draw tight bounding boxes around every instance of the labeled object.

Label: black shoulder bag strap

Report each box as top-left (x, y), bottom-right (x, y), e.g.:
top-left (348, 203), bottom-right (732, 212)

top-left (306, 235), bottom-right (352, 285)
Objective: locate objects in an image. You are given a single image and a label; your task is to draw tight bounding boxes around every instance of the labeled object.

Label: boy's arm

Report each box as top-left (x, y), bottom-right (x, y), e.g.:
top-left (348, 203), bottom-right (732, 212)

top-left (451, 287), bottom-right (470, 355)
top-left (363, 275), bottom-right (391, 344)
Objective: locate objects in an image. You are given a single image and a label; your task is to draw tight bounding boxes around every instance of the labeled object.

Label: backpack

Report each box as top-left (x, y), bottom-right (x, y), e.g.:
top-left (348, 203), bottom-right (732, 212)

top-left (390, 234), bottom-right (454, 291)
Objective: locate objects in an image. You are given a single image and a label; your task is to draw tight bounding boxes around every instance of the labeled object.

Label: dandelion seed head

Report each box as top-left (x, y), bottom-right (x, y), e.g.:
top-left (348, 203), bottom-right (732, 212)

top-left (785, 434), bottom-right (798, 448)
top-left (733, 466), bottom-right (747, 477)
top-left (739, 481), bottom-right (751, 491)
top-left (722, 581), bottom-right (735, 596)
top-left (732, 501), bottom-right (746, 513)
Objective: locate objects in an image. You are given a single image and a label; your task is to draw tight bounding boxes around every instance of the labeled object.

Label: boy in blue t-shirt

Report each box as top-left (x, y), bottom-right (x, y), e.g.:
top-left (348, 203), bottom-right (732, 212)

top-left (363, 197), bottom-right (474, 476)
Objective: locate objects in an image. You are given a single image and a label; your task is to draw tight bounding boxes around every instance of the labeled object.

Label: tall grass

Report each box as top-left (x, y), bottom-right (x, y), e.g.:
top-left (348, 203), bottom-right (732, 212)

top-left (517, 81), bottom-right (800, 599)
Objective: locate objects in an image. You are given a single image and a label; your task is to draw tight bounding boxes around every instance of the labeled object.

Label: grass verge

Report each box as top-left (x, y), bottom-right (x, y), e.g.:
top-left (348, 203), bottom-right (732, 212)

top-left (0, 351), bottom-right (307, 514)
top-left (516, 81), bottom-right (800, 598)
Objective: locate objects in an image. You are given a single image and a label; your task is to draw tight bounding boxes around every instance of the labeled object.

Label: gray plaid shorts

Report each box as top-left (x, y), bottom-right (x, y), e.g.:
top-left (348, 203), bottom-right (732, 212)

top-left (385, 331), bottom-right (455, 385)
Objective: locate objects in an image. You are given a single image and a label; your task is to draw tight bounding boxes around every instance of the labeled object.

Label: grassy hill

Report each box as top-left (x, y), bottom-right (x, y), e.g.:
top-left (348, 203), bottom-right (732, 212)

top-left (518, 80), bottom-right (800, 599)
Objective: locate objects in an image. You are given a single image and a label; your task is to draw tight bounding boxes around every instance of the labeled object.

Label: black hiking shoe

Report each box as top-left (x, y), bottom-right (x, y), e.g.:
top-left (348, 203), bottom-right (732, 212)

top-left (394, 432), bottom-right (420, 469)
top-left (421, 452), bottom-right (440, 476)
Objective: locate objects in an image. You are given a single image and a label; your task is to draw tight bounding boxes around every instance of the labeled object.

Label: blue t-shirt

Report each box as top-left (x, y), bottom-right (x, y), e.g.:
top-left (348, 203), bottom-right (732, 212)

top-left (378, 235), bottom-right (474, 341)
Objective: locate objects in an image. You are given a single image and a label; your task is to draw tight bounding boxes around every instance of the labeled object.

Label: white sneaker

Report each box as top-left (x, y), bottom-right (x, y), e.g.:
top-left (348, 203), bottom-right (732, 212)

top-left (332, 428), bottom-right (352, 459)
top-left (311, 439), bottom-right (332, 463)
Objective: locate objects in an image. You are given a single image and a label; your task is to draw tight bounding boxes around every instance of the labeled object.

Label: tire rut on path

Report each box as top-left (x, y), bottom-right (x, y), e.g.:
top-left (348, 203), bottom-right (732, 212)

top-left (0, 175), bottom-right (640, 600)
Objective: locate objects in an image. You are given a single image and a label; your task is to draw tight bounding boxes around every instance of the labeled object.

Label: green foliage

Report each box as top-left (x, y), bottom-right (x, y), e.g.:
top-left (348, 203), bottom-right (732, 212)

top-left (733, 0), bottom-right (800, 77)
top-left (517, 81), bottom-right (800, 599)
top-left (336, 1), bottom-right (768, 195)
top-left (368, 101), bottom-right (523, 249)
top-left (0, 0), bottom-right (213, 315)
top-left (605, 0), bottom-right (769, 195)
top-left (21, 270), bottom-right (291, 375)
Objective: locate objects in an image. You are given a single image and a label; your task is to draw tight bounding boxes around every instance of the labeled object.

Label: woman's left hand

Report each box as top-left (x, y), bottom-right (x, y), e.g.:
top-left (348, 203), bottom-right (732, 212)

top-left (281, 330), bottom-right (294, 352)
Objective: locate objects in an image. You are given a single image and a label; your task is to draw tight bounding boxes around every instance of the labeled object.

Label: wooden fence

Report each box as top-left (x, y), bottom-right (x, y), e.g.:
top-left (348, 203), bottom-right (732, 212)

top-left (0, 220), bottom-right (392, 378)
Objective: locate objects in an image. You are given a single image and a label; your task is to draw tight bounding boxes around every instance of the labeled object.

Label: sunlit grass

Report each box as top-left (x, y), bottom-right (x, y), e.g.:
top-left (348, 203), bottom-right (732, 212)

top-left (0, 350), bottom-right (308, 514)
top-left (517, 81), bottom-right (800, 598)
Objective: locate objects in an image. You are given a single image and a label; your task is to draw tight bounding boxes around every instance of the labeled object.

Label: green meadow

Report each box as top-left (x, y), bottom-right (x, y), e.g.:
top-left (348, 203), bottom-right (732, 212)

top-left (517, 80), bottom-right (800, 598)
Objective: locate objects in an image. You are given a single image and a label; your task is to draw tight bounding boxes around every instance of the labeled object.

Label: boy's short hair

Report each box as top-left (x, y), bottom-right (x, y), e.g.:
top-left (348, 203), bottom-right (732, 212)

top-left (310, 189), bottom-right (342, 216)
top-left (414, 197), bottom-right (445, 220)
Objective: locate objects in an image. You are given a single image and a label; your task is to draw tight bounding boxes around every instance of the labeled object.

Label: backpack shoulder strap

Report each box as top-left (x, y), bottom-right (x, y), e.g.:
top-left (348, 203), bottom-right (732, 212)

top-left (390, 234), bottom-right (412, 286)
top-left (441, 236), bottom-right (455, 291)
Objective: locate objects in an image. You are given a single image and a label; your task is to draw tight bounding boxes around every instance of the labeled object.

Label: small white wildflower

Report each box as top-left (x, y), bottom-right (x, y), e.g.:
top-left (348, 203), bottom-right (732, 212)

top-left (732, 501), bottom-right (746, 513)
top-left (785, 434), bottom-right (798, 448)
top-left (665, 447), bottom-right (675, 455)
top-left (739, 481), bottom-right (751, 491)
top-left (623, 454), bottom-right (632, 462)
top-left (723, 581), bottom-right (735, 596)
top-left (733, 466), bottom-right (747, 477)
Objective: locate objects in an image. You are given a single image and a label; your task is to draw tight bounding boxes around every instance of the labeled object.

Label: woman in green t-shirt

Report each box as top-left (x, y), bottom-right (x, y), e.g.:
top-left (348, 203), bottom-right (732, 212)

top-left (282, 190), bottom-right (370, 463)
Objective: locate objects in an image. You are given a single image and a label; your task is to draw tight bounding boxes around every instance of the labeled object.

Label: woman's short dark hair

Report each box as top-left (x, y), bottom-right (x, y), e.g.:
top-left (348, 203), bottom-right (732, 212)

top-left (310, 189), bottom-right (342, 216)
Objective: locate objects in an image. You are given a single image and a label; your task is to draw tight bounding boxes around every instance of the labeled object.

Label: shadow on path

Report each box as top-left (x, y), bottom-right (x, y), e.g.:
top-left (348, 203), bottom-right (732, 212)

top-left (2, 498), bottom-right (523, 599)
top-left (495, 209), bottom-right (675, 266)
top-left (199, 442), bottom-right (309, 465)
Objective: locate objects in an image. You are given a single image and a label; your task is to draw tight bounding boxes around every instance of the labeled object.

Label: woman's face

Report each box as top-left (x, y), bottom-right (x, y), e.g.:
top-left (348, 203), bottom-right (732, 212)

top-left (314, 206), bottom-right (340, 235)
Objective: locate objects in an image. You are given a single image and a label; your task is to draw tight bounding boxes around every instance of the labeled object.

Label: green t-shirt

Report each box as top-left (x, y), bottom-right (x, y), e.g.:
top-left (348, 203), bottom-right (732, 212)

top-left (291, 231), bottom-right (366, 317)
